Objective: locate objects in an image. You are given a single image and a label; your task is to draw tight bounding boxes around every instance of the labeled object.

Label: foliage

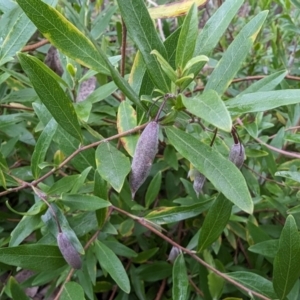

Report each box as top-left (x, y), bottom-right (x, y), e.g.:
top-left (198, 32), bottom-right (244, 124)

top-left (1, 0), bottom-right (300, 299)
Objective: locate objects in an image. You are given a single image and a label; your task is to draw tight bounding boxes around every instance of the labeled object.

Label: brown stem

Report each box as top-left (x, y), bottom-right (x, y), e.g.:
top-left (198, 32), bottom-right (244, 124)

top-left (154, 278), bottom-right (166, 300)
top-left (0, 123), bottom-right (148, 198)
top-left (112, 206), bottom-right (271, 300)
top-left (22, 39), bottom-right (49, 52)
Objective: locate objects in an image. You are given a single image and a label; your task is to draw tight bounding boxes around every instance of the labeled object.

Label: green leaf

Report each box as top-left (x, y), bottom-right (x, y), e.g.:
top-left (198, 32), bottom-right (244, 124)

top-left (70, 166), bottom-right (92, 194)
top-left (273, 215), bottom-right (300, 299)
top-left (18, 53), bottom-right (82, 141)
top-left (16, 0), bottom-right (142, 109)
top-left (10, 201), bottom-right (45, 246)
top-left (60, 282), bottom-right (85, 300)
top-left (208, 260), bottom-right (225, 299)
top-left (54, 126), bottom-right (96, 173)
top-left (0, 6), bottom-right (34, 66)
top-left (47, 175), bottom-right (80, 195)
top-left (226, 90), bottom-right (300, 114)
top-left (117, 101), bottom-right (139, 157)
top-left (16, 0), bottom-right (108, 74)
top-left (145, 171), bottom-right (162, 208)
top-left (175, 4), bottom-right (198, 70)
top-left (117, 0), bottom-right (170, 92)
top-left (0, 150), bottom-right (8, 171)
top-left (85, 81), bottom-right (118, 104)
top-left (96, 142), bottom-right (131, 192)
top-left (94, 240), bottom-right (130, 294)
top-left (204, 11), bottom-right (268, 95)
top-left (132, 248), bottom-right (159, 264)
top-left (137, 262), bottom-right (172, 282)
top-left (180, 0), bottom-right (243, 90)
top-left (240, 70), bottom-right (288, 95)
top-left (182, 55), bottom-right (209, 76)
top-left (151, 49), bottom-right (177, 82)
top-left (129, 51), bottom-right (147, 95)
top-left (172, 253), bottom-right (189, 300)
top-left (31, 118), bottom-right (57, 179)
top-left (182, 90), bottom-right (232, 132)
top-left (227, 271), bottom-right (277, 299)
top-left (194, 0), bottom-right (244, 56)
top-left (61, 194), bottom-right (111, 211)
top-left (145, 201), bottom-right (212, 225)
top-left (9, 277), bottom-right (30, 300)
top-left (102, 240), bottom-right (137, 258)
top-left (198, 194), bottom-right (232, 252)
top-left (0, 245), bottom-right (66, 271)
top-left (165, 127), bottom-right (253, 214)
top-left (248, 240), bottom-right (279, 258)
top-left (91, 4), bottom-right (117, 40)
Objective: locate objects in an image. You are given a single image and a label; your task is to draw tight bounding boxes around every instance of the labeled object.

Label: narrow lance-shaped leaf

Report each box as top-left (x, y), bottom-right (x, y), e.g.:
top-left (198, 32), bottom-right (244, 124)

top-left (60, 282), bottom-right (85, 300)
top-left (204, 11), bottom-right (268, 95)
top-left (145, 201), bottom-right (212, 225)
top-left (226, 90), bottom-right (300, 114)
top-left (16, 0), bottom-right (142, 109)
top-left (176, 3), bottom-right (198, 71)
top-left (165, 127), bottom-right (253, 214)
top-left (227, 272), bottom-right (277, 299)
top-left (239, 70), bottom-right (287, 95)
top-left (9, 277), bottom-right (30, 300)
top-left (172, 254), bottom-right (189, 300)
top-left (0, 0), bottom-right (56, 66)
top-left (16, 0), bottom-right (108, 74)
top-left (182, 90), bottom-right (232, 132)
top-left (181, 0), bottom-right (244, 89)
top-left (94, 240), bottom-right (130, 294)
top-left (198, 194), bottom-right (232, 252)
top-left (31, 118), bottom-right (58, 179)
top-left (194, 0), bottom-right (244, 56)
top-left (18, 53), bottom-right (82, 142)
top-left (117, 0), bottom-right (170, 92)
top-left (117, 101), bottom-right (139, 157)
top-left (273, 215), bottom-right (300, 299)
top-left (0, 245), bottom-right (66, 271)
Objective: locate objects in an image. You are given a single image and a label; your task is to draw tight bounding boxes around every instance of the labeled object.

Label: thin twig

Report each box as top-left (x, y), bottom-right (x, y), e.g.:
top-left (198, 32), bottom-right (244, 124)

top-left (0, 123), bottom-right (148, 197)
top-left (112, 206), bottom-right (271, 300)
top-left (236, 118), bottom-right (300, 159)
top-left (22, 39), bottom-right (49, 52)
top-left (0, 104), bottom-right (34, 111)
top-left (189, 277), bottom-right (204, 296)
top-left (154, 279), bottom-right (166, 300)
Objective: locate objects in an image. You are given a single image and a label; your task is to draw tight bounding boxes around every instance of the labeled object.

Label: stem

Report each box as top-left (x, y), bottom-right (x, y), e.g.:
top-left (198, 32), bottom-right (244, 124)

top-left (0, 123), bottom-right (148, 198)
top-left (112, 205), bottom-right (271, 300)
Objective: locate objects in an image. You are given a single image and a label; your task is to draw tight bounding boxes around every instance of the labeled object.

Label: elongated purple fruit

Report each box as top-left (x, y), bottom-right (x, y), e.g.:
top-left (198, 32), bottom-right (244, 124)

top-left (193, 170), bottom-right (206, 197)
top-left (229, 143), bottom-right (245, 169)
top-left (130, 121), bottom-right (159, 198)
top-left (57, 232), bottom-right (82, 269)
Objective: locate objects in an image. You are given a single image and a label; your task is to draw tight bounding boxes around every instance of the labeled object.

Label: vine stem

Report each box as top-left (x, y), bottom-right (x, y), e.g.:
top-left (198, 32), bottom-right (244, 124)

top-left (0, 123), bottom-right (148, 197)
top-left (112, 206), bottom-right (271, 300)
top-left (236, 118), bottom-right (300, 159)
top-left (22, 39), bottom-right (49, 52)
